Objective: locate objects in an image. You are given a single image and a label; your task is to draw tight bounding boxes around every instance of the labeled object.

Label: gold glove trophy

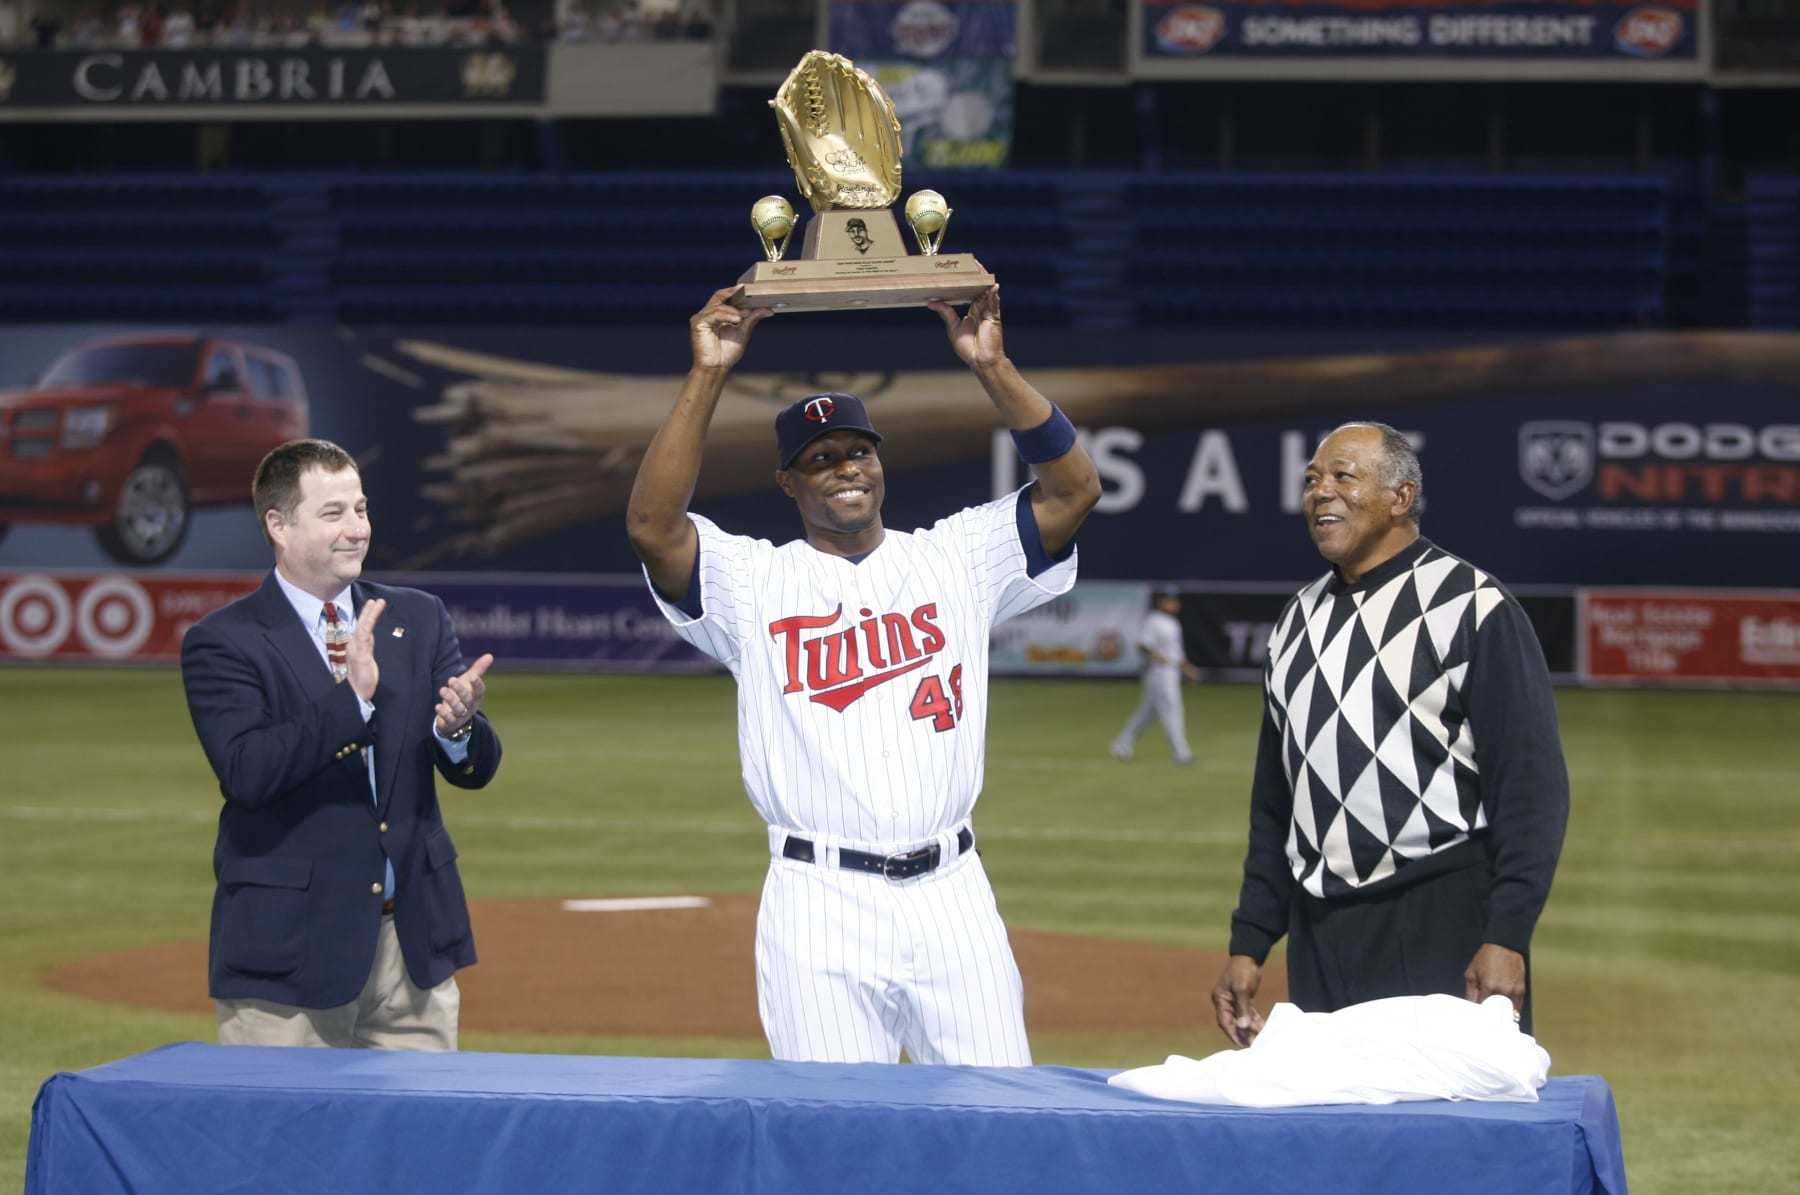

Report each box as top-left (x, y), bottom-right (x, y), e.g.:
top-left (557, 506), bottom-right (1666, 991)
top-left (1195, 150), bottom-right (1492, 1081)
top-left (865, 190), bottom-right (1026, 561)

top-left (732, 51), bottom-right (996, 313)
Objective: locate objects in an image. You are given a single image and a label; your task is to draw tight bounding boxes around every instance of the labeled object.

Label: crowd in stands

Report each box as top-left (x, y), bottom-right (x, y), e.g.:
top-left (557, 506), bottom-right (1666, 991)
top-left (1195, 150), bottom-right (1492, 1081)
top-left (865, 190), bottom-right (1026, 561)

top-left (0, 0), bottom-right (712, 48)
top-left (553, 0), bottom-right (711, 43)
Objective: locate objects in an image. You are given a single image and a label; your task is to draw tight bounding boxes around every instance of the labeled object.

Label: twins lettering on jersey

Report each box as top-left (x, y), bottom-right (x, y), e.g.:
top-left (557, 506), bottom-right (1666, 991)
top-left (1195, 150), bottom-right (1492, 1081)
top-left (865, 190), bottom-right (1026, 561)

top-left (768, 603), bottom-right (965, 730)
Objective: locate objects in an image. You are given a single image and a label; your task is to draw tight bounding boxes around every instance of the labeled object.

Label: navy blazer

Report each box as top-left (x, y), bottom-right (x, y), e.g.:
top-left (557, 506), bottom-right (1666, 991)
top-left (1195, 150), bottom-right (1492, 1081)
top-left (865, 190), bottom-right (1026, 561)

top-left (181, 573), bottom-right (501, 1008)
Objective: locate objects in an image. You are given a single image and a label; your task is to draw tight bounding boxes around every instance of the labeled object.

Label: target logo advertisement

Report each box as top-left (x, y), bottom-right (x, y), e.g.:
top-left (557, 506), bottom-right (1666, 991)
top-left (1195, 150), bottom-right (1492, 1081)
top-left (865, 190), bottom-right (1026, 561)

top-left (0, 571), bottom-right (258, 662)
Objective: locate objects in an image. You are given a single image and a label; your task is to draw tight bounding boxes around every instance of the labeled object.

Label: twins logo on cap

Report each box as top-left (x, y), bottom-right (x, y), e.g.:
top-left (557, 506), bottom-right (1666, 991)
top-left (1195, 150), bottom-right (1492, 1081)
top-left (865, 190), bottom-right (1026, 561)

top-left (776, 392), bottom-right (882, 468)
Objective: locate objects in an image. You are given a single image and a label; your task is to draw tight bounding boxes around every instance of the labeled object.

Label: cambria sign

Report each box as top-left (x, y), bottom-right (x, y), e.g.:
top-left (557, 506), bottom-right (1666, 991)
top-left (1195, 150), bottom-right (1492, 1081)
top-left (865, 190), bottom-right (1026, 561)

top-left (0, 48), bottom-right (545, 110)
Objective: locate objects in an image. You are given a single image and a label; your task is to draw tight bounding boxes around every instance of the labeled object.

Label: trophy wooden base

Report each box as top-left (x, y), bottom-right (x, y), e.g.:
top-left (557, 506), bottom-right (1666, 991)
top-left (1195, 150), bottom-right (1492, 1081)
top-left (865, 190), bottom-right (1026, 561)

top-left (732, 253), bottom-right (996, 314)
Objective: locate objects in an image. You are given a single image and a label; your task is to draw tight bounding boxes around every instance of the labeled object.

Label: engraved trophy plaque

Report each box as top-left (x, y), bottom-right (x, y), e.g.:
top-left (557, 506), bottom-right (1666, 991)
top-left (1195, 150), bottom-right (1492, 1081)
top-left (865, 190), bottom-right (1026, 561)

top-left (732, 51), bottom-right (996, 313)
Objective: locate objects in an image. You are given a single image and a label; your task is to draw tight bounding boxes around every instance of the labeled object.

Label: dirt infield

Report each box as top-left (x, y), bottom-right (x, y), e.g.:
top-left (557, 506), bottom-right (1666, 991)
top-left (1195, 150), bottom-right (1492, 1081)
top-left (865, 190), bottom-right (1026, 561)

top-left (42, 895), bottom-right (1286, 1039)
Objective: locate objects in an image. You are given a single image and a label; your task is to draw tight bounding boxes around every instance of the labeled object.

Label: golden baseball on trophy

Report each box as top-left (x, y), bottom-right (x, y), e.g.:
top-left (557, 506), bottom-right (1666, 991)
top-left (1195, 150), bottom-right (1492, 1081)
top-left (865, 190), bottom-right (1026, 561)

top-left (751, 195), bottom-right (797, 262)
top-left (904, 190), bottom-right (952, 255)
top-left (905, 190), bottom-right (948, 233)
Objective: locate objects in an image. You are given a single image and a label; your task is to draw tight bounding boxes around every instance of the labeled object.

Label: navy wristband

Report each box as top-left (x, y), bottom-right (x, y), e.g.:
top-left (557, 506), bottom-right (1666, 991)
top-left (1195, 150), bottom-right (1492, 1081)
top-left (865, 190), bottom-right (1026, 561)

top-left (1010, 405), bottom-right (1077, 465)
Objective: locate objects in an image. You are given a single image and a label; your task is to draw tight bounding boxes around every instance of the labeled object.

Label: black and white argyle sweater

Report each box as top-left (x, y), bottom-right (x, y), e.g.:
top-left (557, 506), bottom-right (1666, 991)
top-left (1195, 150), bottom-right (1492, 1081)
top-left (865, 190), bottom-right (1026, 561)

top-left (1228, 538), bottom-right (1569, 964)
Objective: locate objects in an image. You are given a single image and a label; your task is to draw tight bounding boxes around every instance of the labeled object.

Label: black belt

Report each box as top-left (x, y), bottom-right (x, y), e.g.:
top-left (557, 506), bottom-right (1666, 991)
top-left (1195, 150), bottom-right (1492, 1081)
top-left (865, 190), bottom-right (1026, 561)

top-left (783, 827), bottom-right (975, 880)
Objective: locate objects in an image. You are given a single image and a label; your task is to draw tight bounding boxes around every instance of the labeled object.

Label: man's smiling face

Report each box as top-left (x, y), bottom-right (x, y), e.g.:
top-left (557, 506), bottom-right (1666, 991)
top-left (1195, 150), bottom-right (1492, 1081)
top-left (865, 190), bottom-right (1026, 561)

top-left (268, 465), bottom-right (370, 601)
top-left (777, 430), bottom-right (885, 540)
top-left (1301, 425), bottom-right (1415, 582)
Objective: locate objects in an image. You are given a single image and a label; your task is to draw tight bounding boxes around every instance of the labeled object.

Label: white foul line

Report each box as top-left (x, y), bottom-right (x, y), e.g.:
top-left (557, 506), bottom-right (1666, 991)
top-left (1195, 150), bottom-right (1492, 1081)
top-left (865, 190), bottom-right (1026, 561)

top-left (560, 896), bottom-right (713, 913)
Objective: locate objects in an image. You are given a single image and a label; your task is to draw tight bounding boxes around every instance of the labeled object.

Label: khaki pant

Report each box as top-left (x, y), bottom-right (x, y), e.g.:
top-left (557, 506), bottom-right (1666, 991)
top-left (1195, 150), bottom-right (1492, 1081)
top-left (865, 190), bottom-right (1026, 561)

top-left (216, 915), bottom-right (459, 1050)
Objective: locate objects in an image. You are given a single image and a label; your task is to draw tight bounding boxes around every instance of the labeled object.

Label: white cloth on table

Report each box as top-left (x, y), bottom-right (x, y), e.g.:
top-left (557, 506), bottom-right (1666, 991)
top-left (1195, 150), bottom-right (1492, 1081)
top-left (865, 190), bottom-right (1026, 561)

top-left (1108, 994), bottom-right (1550, 1107)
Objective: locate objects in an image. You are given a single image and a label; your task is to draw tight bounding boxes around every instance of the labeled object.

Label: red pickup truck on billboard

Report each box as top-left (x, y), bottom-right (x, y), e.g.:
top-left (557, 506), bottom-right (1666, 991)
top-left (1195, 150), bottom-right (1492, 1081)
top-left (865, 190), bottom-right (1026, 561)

top-left (0, 333), bottom-right (309, 565)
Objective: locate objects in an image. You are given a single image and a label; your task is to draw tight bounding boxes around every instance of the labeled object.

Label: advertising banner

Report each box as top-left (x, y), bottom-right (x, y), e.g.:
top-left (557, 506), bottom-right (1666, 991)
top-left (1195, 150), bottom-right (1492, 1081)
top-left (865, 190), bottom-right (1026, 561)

top-left (0, 571), bottom-right (259, 662)
top-left (0, 48), bottom-right (546, 111)
top-left (1141, 0), bottom-right (1698, 61)
top-left (989, 580), bottom-right (1149, 676)
top-left (1580, 590), bottom-right (1800, 687)
top-left (0, 569), bottom-right (711, 669)
top-left (833, 0), bottom-right (1017, 56)
top-left (868, 58), bottom-right (1014, 170)
top-left (417, 575), bottom-right (710, 671)
top-left (2, 325), bottom-right (1795, 597)
top-left (831, 0), bottom-right (1016, 170)
top-left (0, 567), bottom-right (1581, 680)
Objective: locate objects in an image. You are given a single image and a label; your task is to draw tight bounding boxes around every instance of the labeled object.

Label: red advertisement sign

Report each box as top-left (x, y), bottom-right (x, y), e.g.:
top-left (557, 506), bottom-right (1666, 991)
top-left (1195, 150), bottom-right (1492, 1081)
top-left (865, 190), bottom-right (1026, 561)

top-left (0, 571), bottom-right (259, 663)
top-left (1580, 590), bottom-right (1800, 686)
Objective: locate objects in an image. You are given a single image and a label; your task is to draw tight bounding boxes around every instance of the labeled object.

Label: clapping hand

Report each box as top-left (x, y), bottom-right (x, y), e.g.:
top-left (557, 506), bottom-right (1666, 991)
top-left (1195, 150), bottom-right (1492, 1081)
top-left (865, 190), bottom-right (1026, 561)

top-left (347, 599), bottom-right (386, 702)
top-left (435, 654), bottom-right (494, 738)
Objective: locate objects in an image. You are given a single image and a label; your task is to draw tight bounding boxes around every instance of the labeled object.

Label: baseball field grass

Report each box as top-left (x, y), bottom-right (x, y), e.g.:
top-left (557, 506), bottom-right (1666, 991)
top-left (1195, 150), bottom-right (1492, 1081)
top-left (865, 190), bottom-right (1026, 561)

top-left (2, 666), bottom-right (1797, 1194)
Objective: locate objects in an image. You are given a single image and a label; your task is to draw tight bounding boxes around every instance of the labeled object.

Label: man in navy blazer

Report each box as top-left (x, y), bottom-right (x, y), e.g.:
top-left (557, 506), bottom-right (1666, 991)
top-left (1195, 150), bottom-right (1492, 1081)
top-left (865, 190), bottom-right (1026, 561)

top-left (181, 438), bottom-right (501, 1049)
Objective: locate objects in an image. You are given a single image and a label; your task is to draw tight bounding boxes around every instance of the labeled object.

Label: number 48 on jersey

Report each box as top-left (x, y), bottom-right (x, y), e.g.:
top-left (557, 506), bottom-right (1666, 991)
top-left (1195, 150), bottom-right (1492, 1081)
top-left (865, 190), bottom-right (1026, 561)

top-left (909, 665), bottom-right (964, 732)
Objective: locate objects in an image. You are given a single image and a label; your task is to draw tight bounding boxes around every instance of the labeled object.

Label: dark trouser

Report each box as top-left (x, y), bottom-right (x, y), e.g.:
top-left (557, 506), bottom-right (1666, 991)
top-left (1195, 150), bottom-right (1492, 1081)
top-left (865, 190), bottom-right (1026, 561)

top-left (1285, 857), bottom-right (1534, 1034)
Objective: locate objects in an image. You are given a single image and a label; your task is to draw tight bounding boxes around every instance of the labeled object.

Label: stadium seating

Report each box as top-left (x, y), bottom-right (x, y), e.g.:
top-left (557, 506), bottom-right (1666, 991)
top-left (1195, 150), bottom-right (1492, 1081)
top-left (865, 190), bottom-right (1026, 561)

top-left (1745, 174), bottom-right (1800, 328)
top-left (0, 169), bottom-right (1696, 329)
top-left (1127, 173), bottom-right (1673, 328)
top-left (0, 174), bottom-right (285, 320)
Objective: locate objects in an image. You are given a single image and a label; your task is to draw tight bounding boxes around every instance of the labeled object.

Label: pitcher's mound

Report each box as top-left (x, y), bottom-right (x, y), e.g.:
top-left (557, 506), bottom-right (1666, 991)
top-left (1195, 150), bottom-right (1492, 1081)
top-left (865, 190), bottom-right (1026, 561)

top-left (42, 895), bottom-right (1285, 1039)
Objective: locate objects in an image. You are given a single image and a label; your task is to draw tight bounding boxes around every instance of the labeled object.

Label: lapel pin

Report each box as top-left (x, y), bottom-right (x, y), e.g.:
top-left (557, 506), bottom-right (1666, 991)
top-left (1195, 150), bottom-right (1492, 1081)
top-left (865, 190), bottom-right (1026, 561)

top-left (392, 627), bottom-right (406, 638)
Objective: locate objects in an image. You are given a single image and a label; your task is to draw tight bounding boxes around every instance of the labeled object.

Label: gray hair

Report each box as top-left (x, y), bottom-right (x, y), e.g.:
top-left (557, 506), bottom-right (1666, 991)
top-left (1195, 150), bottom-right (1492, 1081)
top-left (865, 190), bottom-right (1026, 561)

top-left (1329, 421), bottom-right (1424, 524)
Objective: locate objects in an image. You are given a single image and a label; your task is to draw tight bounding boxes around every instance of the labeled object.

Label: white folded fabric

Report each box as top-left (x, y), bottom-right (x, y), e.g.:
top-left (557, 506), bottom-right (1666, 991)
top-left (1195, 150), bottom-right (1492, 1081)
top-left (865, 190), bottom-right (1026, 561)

top-left (1108, 994), bottom-right (1550, 1107)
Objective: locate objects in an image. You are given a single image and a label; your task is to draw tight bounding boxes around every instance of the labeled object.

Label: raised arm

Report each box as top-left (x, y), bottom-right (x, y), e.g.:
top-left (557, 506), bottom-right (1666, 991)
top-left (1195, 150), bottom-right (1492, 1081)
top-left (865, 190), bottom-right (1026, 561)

top-left (929, 287), bottom-right (1100, 557)
top-left (627, 287), bottom-right (771, 600)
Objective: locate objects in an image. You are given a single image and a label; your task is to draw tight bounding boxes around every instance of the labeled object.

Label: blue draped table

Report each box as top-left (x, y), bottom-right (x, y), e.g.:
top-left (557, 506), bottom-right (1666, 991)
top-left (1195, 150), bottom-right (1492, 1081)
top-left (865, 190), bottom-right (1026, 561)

top-left (27, 1044), bottom-right (1628, 1195)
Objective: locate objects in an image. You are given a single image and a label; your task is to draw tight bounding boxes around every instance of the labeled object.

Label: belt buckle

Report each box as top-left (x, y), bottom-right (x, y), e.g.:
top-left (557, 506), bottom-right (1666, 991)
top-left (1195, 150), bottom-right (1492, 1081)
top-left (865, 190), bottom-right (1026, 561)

top-left (882, 844), bottom-right (938, 880)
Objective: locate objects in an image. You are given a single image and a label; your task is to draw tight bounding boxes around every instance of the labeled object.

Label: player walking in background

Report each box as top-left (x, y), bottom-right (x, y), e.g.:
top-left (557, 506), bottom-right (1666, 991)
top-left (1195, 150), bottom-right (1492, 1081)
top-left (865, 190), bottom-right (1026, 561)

top-left (1211, 422), bottom-right (1568, 1044)
top-left (627, 285), bottom-right (1100, 1065)
top-left (1110, 587), bottom-right (1199, 765)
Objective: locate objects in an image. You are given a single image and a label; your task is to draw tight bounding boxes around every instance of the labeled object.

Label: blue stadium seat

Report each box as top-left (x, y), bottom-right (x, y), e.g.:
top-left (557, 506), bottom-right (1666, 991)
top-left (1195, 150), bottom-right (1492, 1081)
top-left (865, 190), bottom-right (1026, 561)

top-left (0, 168), bottom-right (1687, 328)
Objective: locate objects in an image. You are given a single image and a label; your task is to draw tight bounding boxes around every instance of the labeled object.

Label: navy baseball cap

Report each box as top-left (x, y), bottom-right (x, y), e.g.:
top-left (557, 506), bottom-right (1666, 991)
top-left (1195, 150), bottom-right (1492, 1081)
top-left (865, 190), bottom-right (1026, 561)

top-left (775, 392), bottom-right (883, 468)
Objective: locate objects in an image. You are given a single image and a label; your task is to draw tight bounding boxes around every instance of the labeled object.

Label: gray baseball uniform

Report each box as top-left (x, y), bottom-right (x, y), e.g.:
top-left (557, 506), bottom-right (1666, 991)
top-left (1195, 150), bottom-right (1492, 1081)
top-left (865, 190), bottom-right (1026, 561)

top-left (1111, 606), bottom-right (1193, 763)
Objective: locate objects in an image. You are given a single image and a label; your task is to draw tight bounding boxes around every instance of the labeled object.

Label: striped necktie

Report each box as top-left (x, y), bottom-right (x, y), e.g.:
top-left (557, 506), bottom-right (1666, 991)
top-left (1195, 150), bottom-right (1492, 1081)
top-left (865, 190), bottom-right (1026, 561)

top-left (321, 602), bottom-right (350, 682)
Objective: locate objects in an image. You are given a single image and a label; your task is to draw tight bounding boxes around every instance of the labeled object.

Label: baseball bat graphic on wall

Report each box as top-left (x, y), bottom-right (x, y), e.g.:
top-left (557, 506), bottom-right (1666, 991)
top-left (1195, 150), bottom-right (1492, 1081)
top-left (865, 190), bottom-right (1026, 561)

top-left (396, 331), bottom-right (1800, 564)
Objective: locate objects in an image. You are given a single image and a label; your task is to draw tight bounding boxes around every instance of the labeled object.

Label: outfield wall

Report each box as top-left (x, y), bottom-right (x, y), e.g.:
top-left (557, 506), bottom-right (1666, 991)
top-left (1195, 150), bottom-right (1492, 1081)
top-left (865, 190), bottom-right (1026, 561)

top-left (2, 324), bottom-right (1793, 686)
top-left (4, 569), bottom-right (1796, 689)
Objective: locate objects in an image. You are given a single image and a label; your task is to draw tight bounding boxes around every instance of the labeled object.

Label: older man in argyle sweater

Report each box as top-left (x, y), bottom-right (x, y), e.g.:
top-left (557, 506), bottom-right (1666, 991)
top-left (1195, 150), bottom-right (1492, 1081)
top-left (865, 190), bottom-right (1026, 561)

top-left (1211, 422), bottom-right (1569, 1043)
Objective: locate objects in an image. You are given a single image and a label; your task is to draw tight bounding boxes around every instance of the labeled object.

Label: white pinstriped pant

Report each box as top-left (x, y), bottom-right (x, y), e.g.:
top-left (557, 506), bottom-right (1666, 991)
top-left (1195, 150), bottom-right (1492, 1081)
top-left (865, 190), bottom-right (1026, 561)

top-left (755, 833), bottom-right (1032, 1066)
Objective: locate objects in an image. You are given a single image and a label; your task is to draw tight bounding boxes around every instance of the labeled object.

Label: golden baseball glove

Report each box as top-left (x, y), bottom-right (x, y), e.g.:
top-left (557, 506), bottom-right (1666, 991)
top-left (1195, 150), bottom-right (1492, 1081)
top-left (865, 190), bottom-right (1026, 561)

top-left (770, 51), bottom-right (904, 214)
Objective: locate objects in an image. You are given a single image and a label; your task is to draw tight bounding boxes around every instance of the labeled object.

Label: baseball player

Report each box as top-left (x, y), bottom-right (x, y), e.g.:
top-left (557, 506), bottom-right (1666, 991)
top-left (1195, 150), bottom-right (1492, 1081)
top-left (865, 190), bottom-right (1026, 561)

top-left (1110, 588), bottom-right (1199, 765)
top-left (626, 285), bottom-right (1101, 1066)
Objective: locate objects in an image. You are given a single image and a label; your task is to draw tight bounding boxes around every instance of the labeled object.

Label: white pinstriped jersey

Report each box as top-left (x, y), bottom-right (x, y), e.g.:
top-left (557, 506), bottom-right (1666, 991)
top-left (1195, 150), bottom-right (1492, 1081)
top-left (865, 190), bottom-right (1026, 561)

top-left (648, 487), bottom-right (1077, 846)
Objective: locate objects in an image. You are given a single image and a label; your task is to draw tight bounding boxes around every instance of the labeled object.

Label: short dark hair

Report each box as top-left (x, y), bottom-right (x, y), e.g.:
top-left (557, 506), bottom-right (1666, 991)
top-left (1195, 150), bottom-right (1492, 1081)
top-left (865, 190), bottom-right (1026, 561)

top-left (253, 439), bottom-right (358, 542)
top-left (1331, 421), bottom-right (1425, 525)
